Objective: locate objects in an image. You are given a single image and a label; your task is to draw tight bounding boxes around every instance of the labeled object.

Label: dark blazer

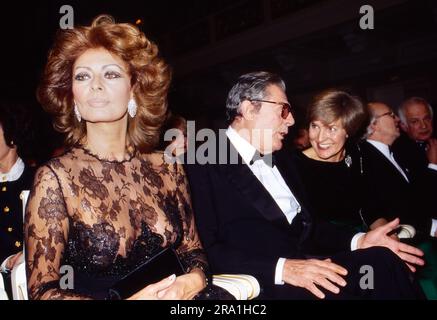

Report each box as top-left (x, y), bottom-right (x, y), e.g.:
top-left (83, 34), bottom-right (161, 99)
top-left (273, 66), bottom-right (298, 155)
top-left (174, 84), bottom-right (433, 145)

top-left (0, 165), bottom-right (35, 263)
top-left (358, 140), bottom-right (433, 235)
top-left (392, 134), bottom-right (437, 194)
top-left (392, 134), bottom-right (430, 174)
top-left (185, 137), bottom-right (355, 295)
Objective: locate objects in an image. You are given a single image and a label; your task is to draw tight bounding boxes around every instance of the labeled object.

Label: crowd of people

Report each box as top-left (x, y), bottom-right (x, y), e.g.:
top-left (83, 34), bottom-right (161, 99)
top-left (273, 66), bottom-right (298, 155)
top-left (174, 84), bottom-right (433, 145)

top-left (0, 14), bottom-right (435, 300)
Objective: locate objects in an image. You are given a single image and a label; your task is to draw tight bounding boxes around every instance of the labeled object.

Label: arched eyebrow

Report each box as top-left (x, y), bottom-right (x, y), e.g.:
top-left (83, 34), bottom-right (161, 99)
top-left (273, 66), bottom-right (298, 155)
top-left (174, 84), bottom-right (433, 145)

top-left (74, 64), bottom-right (127, 72)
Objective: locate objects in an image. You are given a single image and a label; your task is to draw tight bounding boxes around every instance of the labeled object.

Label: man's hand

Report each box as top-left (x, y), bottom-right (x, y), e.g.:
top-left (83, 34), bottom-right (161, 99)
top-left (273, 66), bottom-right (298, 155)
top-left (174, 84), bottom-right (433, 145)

top-left (426, 138), bottom-right (437, 164)
top-left (357, 218), bottom-right (425, 272)
top-left (282, 258), bottom-right (348, 299)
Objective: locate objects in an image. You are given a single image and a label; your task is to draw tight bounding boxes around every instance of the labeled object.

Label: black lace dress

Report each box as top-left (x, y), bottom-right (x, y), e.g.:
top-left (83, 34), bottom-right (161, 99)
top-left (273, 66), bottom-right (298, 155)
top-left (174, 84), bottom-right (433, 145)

top-left (25, 146), bottom-right (228, 299)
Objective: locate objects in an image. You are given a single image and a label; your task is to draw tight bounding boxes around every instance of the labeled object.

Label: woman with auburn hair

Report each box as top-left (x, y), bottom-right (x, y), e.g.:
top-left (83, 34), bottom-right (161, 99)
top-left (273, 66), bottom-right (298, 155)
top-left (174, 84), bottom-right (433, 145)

top-left (25, 15), bottom-right (223, 300)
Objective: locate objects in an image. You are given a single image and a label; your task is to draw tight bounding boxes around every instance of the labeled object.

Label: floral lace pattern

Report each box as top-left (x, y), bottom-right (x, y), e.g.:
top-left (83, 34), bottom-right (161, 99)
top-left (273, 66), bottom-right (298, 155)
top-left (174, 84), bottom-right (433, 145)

top-left (25, 146), bottom-right (208, 299)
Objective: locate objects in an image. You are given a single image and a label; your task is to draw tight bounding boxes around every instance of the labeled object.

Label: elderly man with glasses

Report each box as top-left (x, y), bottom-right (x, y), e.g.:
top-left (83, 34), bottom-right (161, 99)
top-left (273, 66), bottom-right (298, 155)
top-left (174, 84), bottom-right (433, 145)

top-left (358, 102), bottom-right (437, 239)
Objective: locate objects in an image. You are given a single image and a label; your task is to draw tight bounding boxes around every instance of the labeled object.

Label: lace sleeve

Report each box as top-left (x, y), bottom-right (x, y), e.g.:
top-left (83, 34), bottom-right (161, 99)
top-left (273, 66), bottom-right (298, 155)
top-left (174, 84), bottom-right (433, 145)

top-left (173, 163), bottom-right (210, 276)
top-left (24, 165), bottom-right (91, 300)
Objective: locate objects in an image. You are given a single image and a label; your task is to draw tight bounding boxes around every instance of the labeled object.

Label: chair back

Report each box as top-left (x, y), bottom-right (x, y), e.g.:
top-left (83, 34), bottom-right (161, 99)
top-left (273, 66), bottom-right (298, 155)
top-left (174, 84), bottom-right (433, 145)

top-left (11, 261), bottom-right (28, 300)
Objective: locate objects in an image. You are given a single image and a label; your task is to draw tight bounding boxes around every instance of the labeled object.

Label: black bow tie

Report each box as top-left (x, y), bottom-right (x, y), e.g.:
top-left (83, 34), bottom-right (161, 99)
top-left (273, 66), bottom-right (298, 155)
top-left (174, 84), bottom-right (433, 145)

top-left (249, 151), bottom-right (276, 168)
top-left (388, 145), bottom-right (393, 155)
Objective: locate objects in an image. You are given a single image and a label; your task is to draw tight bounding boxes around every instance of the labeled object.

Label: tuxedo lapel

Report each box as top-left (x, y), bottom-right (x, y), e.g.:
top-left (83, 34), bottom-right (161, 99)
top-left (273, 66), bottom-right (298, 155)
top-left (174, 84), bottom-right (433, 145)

top-left (391, 152), bottom-right (412, 181)
top-left (217, 138), bottom-right (290, 226)
top-left (365, 142), bottom-right (410, 185)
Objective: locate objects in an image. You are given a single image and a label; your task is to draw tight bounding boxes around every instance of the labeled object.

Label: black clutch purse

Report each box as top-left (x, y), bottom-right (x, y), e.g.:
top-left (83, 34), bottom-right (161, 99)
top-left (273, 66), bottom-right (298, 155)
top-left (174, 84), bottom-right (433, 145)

top-left (108, 247), bottom-right (185, 300)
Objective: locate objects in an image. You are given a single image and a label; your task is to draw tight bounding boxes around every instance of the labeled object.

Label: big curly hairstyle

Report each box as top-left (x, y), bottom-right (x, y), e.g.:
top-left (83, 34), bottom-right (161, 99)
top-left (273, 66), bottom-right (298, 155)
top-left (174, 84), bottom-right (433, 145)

top-left (37, 14), bottom-right (171, 152)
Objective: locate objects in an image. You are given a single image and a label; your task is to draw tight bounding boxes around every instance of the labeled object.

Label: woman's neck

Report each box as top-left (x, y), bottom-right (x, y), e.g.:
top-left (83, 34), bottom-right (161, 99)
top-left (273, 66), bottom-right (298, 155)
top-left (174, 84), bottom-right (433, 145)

top-left (84, 121), bottom-right (129, 161)
top-left (0, 148), bottom-right (19, 173)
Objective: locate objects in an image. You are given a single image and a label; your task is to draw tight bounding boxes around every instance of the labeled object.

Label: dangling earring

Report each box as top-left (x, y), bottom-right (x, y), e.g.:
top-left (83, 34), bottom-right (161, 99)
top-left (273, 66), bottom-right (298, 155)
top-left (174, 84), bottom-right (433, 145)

top-left (127, 99), bottom-right (137, 118)
top-left (74, 103), bottom-right (81, 122)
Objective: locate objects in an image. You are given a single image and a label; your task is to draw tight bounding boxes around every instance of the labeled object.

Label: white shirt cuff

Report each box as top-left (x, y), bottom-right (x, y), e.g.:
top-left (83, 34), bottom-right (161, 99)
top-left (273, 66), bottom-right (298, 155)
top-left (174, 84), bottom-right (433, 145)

top-left (428, 163), bottom-right (437, 171)
top-left (431, 219), bottom-right (437, 237)
top-left (275, 258), bottom-right (286, 285)
top-left (351, 232), bottom-right (366, 251)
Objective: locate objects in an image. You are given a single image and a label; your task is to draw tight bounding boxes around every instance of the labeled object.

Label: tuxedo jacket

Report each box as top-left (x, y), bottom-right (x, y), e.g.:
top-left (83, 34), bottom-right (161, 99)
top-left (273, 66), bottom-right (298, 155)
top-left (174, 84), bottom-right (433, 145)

top-left (185, 137), bottom-right (355, 290)
top-left (392, 134), bottom-right (437, 194)
top-left (358, 140), bottom-right (433, 235)
top-left (392, 134), bottom-right (430, 174)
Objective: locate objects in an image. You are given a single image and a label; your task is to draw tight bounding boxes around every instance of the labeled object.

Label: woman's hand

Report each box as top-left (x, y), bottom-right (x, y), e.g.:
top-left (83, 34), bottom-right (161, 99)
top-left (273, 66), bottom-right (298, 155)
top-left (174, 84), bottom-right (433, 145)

top-left (357, 218), bottom-right (424, 272)
top-left (156, 269), bottom-right (206, 300)
top-left (127, 274), bottom-right (176, 300)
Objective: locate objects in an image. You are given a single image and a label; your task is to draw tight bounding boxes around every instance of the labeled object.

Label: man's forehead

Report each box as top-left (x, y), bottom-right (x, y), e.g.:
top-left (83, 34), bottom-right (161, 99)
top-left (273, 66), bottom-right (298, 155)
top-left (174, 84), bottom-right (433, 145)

top-left (265, 84), bottom-right (286, 98)
top-left (373, 102), bottom-right (390, 113)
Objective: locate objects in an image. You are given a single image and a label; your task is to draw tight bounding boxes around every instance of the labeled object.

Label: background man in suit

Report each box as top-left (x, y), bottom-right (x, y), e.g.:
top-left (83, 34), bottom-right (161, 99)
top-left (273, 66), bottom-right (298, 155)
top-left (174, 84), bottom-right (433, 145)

top-left (392, 98), bottom-right (437, 197)
top-left (359, 102), bottom-right (437, 238)
top-left (186, 71), bottom-right (425, 299)
top-left (395, 97), bottom-right (437, 171)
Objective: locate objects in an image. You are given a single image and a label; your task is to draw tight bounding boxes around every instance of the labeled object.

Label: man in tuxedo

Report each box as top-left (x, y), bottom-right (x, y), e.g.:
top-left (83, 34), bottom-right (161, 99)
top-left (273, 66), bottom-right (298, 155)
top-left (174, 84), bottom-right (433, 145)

top-left (186, 72), bottom-right (425, 299)
top-left (359, 102), bottom-right (437, 238)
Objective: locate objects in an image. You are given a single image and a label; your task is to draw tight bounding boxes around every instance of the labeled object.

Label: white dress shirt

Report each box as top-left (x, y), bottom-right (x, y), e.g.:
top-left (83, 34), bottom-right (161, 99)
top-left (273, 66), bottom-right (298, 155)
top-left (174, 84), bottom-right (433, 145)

top-left (367, 139), bottom-right (437, 237)
top-left (227, 127), bottom-right (364, 285)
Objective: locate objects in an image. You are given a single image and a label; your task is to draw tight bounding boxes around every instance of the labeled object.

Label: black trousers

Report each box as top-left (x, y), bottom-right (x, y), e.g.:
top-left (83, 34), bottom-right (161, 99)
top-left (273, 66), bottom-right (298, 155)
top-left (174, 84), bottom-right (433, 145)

top-left (261, 247), bottom-right (425, 300)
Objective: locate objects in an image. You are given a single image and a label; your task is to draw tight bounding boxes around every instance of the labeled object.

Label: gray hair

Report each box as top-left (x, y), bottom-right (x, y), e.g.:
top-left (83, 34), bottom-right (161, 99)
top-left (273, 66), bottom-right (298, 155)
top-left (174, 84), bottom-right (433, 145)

top-left (363, 103), bottom-right (378, 139)
top-left (398, 97), bottom-right (433, 125)
top-left (226, 71), bottom-right (286, 124)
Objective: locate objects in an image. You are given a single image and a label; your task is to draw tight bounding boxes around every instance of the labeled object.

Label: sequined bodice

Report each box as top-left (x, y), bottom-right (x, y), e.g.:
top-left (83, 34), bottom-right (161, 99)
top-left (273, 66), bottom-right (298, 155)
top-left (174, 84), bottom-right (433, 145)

top-left (25, 147), bottom-right (207, 299)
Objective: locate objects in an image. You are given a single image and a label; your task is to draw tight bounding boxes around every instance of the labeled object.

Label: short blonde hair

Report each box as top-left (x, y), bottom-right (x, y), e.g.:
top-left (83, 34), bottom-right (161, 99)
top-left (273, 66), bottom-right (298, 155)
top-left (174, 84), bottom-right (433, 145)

top-left (307, 89), bottom-right (369, 139)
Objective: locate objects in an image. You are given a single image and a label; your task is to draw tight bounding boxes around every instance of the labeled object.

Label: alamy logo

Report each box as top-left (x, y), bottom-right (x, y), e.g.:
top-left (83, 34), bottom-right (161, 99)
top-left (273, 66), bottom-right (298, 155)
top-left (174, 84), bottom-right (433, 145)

top-left (359, 5), bottom-right (375, 30)
top-left (59, 5), bottom-right (74, 30)
top-left (59, 265), bottom-right (74, 290)
top-left (359, 265), bottom-right (374, 290)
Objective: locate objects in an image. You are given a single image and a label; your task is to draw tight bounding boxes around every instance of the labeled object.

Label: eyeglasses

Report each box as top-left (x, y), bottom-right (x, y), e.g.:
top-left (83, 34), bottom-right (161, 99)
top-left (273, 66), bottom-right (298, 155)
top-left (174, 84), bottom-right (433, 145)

top-left (250, 99), bottom-right (293, 119)
top-left (374, 111), bottom-right (396, 120)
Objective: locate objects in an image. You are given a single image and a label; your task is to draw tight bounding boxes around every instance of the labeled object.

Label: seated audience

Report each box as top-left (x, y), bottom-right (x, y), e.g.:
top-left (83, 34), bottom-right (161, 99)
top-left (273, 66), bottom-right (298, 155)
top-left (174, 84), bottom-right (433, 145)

top-left (359, 102), bottom-right (437, 237)
top-left (187, 71), bottom-right (425, 300)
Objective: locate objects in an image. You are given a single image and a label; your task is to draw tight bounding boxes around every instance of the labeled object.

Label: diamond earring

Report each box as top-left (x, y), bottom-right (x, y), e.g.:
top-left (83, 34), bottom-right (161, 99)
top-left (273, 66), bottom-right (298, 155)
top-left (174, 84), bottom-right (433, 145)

top-left (74, 103), bottom-right (81, 122)
top-left (127, 99), bottom-right (137, 118)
